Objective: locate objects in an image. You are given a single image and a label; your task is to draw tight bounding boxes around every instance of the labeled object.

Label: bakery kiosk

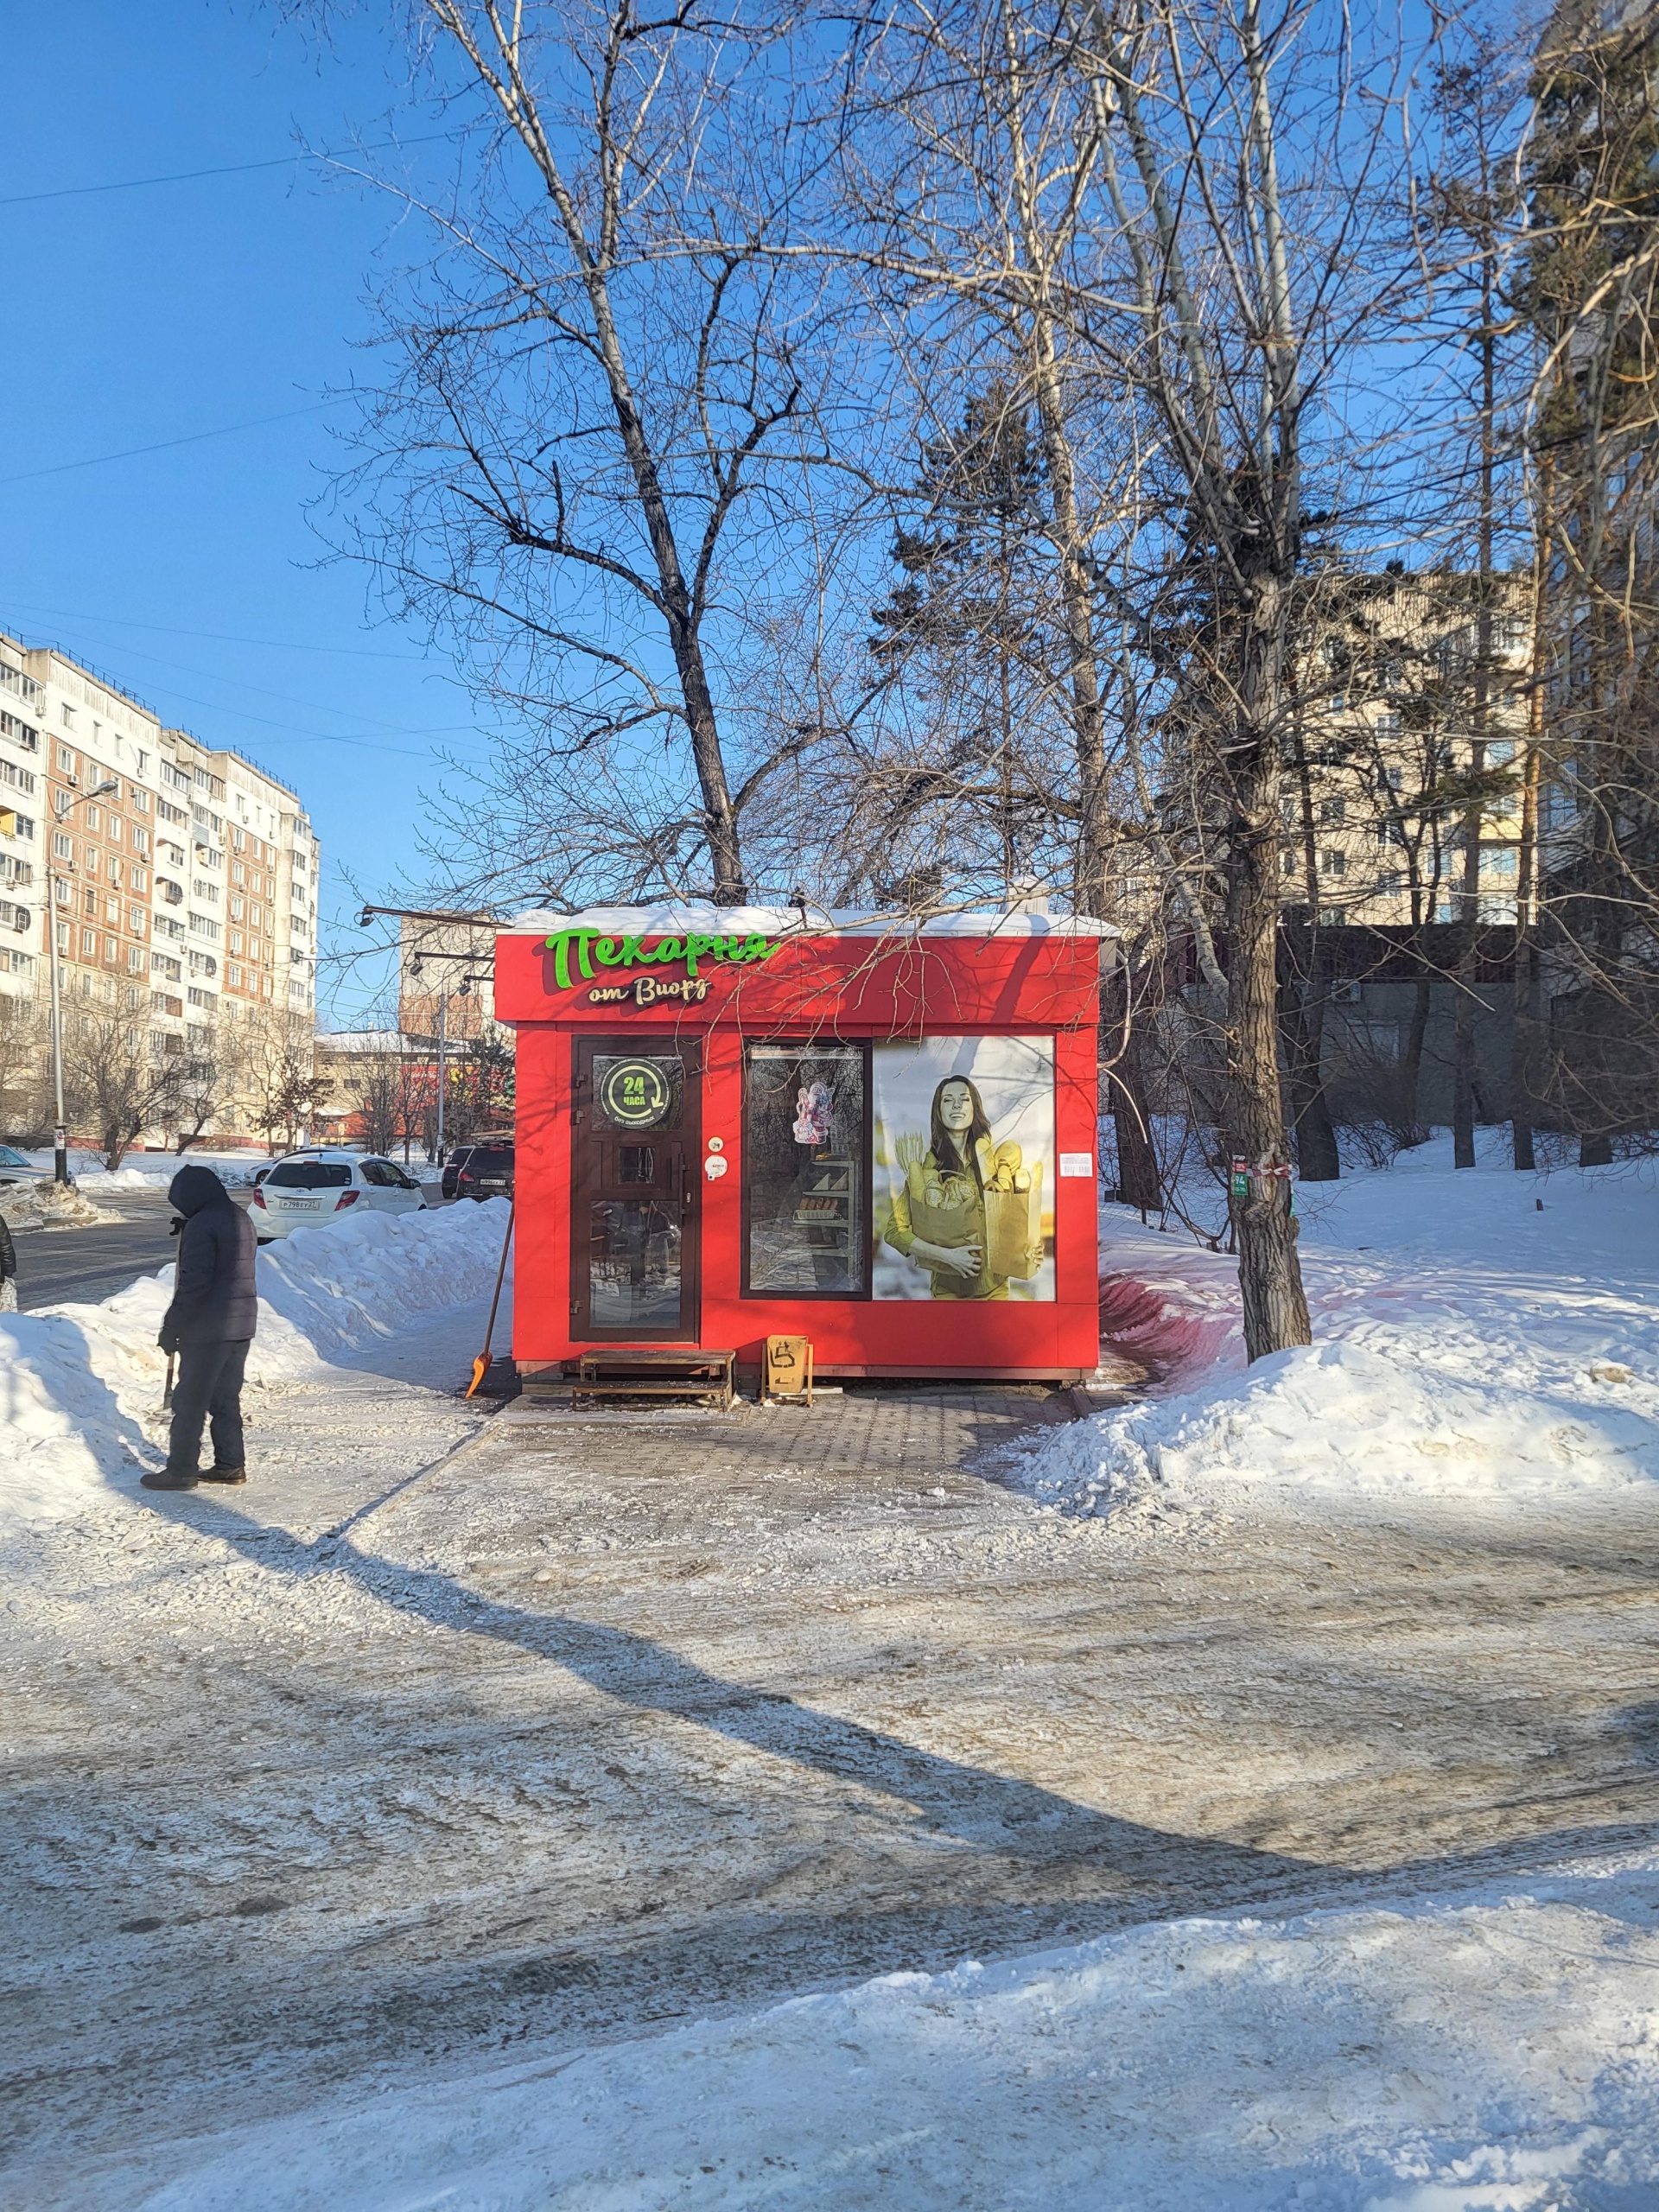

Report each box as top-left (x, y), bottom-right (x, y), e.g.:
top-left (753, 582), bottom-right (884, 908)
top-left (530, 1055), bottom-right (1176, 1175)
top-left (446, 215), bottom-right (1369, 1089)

top-left (493, 905), bottom-right (1112, 1389)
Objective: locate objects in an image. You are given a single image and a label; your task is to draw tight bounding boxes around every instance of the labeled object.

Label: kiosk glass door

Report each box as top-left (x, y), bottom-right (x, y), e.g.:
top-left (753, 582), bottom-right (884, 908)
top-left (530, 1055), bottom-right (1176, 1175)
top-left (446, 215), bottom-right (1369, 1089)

top-left (572, 1040), bottom-right (700, 1338)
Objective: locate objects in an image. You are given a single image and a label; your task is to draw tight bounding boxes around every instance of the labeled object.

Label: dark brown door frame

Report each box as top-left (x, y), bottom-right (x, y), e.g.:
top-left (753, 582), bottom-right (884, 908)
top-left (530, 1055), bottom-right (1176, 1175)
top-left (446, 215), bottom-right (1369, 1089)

top-left (569, 1035), bottom-right (702, 1342)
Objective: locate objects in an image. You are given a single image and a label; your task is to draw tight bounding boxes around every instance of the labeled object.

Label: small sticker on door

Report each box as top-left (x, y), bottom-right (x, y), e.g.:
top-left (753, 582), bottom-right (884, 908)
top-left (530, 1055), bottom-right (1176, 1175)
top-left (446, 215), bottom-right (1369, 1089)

top-left (703, 1154), bottom-right (729, 1179)
top-left (1058, 1153), bottom-right (1094, 1179)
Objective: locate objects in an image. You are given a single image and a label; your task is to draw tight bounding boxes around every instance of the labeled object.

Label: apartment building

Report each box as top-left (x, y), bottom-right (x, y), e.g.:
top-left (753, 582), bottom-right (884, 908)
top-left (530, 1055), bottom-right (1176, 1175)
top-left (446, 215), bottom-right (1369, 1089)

top-left (0, 626), bottom-right (320, 1143)
top-left (160, 727), bottom-right (321, 1067)
top-left (0, 649), bottom-right (45, 996)
top-left (1283, 572), bottom-right (1534, 931)
top-left (396, 910), bottom-right (497, 1042)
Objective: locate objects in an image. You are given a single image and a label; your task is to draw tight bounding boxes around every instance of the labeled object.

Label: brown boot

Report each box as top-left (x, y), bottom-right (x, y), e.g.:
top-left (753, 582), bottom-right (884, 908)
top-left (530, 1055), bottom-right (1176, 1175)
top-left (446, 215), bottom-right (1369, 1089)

top-left (200, 1465), bottom-right (247, 1485)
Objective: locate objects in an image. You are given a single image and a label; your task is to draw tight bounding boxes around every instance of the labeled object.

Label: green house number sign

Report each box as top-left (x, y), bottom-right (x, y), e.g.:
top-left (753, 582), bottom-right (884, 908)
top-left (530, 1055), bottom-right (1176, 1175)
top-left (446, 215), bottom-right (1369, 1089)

top-left (598, 1058), bottom-right (673, 1128)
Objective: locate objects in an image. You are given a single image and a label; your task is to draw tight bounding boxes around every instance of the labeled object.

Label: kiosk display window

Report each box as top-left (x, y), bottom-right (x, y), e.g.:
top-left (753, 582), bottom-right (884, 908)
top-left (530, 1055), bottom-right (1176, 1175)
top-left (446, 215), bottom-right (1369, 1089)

top-left (742, 1044), bottom-right (868, 1296)
top-left (872, 1036), bottom-right (1056, 1302)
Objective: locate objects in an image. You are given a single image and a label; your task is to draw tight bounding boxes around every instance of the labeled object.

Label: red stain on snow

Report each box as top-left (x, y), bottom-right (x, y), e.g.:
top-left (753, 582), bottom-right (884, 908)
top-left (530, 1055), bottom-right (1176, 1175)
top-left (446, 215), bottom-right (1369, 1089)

top-left (1098, 1271), bottom-right (1239, 1389)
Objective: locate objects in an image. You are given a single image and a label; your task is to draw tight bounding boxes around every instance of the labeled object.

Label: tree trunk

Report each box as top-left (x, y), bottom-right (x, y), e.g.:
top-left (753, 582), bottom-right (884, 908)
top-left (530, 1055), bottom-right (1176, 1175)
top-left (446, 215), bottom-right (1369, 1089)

top-left (1452, 980), bottom-right (1478, 1168)
top-left (1110, 1034), bottom-right (1162, 1213)
top-left (1278, 923), bottom-right (1340, 1183)
top-left (1100, 961), bottom-right (1162, 1211)
top-left (1226, 589), bottom-right (1312, 1362)
top-left (1026, 314), bottom-right (1110, 919)
top-left (1402, 976), bottom-right (1433, 1145)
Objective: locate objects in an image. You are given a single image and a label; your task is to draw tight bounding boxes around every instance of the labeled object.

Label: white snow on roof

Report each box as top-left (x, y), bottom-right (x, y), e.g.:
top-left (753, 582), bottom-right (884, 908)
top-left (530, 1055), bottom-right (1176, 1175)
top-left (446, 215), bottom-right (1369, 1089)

top-left (503, 902), bottom-right (1118, 939)
top-left (313, 1030), bottom-right (407, 1053)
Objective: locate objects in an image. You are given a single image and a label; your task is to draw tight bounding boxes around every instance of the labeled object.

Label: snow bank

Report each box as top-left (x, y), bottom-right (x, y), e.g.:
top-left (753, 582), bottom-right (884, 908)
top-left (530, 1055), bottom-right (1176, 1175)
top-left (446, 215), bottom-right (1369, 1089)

top-left (21, 1148), bottom-right (271, 1191)
top-left (1039, 1135), bottom-right (1659, 1510)
top-left (0, 1200), bottom-right (512, 1528)
top-left (129, 1845), bottom-right (1659, 2212)
top-left (255, 1199), bottom-right (512, 1362)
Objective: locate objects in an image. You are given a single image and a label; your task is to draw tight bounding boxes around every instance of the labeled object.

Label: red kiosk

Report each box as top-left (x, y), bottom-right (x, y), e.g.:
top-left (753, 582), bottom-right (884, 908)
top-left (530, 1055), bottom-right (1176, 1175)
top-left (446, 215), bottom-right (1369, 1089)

top-left (494, 906), bottom-right (1112, 1388)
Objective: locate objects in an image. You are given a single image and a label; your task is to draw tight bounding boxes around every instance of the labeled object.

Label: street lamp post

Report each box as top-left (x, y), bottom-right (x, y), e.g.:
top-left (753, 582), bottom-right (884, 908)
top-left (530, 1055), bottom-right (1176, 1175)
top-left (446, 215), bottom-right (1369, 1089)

top-left (45, 778), bottom-right (120, 1184)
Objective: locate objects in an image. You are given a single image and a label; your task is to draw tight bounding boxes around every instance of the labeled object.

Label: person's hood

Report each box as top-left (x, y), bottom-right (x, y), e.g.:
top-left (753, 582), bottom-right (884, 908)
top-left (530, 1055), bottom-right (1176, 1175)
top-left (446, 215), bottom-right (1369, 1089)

top-left (168, 1164), bottom-right (231, 1216)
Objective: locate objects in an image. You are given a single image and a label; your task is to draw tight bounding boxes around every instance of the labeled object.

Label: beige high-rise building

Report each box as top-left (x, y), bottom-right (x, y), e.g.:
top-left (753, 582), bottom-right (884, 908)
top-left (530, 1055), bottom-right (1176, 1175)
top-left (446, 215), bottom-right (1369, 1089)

top-left (1284, 572), bottom-right (1534, 931)
top-left (0, 626), bottom-right (320, 1146)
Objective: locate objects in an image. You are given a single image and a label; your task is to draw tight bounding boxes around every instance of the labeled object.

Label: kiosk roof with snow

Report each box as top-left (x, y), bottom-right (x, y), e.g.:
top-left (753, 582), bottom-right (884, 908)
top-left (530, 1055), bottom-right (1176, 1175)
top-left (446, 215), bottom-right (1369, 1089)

top-left (494, 904), bottom-right (1114, 1384)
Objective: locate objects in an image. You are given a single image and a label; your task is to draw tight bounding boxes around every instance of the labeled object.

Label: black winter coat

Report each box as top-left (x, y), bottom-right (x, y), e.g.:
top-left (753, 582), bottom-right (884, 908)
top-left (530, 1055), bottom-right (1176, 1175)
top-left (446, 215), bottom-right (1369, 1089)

top-left (162, 1166), bottom-right (258, 1348)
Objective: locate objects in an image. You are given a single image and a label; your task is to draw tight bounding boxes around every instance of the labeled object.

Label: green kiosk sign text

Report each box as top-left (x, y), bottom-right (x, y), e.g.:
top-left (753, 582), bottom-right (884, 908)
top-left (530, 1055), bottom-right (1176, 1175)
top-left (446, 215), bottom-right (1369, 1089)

top-left (543, 929), bottom-right (782, 1001)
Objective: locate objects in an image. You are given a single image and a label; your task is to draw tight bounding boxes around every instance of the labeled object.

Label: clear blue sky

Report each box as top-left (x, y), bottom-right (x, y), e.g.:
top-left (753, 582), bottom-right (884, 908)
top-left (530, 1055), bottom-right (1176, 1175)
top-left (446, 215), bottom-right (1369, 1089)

top-left (0, 3), bottom-right (483, 1025)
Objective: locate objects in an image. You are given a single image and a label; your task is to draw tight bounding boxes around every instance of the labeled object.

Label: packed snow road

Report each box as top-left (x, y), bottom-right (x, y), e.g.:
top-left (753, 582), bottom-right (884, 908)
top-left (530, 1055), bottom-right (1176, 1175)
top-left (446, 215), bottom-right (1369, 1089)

top-left (4, 1311), bottom-right (1658, 2207)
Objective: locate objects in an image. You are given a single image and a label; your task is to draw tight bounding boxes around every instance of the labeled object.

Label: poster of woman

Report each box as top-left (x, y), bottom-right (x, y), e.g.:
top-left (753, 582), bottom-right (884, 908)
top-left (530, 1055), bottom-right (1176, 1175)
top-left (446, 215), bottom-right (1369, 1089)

top-left (872, 1036), bottom-right (1056, 1301)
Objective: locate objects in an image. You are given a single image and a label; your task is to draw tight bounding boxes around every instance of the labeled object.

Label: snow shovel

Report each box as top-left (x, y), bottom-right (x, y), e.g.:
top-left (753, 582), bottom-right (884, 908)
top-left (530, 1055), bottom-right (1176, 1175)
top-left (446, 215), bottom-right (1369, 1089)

top-left (466, 1201), bottom-right (515, 1400)
top-left (162, 1354), bottom-right (176, 1412)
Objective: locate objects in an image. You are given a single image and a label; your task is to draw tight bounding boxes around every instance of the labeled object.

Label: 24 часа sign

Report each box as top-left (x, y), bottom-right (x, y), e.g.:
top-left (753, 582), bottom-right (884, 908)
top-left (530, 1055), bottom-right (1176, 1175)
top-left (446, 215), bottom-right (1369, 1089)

top-left (543, 929), bottom-right (781, 1009)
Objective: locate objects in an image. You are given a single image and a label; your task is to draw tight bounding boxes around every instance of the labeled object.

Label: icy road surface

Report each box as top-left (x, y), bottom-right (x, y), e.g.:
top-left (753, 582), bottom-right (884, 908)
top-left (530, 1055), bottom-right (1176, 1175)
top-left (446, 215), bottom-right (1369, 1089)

top-left (3, 1298), bottom-right (1658, 2205)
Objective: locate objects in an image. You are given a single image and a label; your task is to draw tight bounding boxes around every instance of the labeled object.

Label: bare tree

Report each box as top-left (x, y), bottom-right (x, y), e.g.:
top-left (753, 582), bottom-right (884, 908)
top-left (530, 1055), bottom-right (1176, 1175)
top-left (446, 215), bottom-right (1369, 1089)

top-left (0, 991), bottom-right (51, 1147)
top-left (65, 1007), bottom-right (180, 1171)
top-left (240, 1007), bottom-right (325, 1155)
top-left (356, 1043), bottom-right (412, 1156)
top-left (320, 0), bottom-right (847, 910)
top-left (1522, 0), bottom-right (1659, 1163)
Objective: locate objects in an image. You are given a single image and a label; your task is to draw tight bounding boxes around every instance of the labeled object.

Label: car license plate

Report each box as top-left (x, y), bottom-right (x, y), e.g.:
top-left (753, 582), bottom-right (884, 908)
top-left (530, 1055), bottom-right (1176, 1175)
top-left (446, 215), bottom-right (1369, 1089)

top-left (284, 1199), bottom-right (321, 1210)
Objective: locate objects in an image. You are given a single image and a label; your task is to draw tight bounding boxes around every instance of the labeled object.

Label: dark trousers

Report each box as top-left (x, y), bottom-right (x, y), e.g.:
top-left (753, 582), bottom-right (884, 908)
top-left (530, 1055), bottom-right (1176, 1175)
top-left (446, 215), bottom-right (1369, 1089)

top-left (165, 1338), bottom-right (251, 1478)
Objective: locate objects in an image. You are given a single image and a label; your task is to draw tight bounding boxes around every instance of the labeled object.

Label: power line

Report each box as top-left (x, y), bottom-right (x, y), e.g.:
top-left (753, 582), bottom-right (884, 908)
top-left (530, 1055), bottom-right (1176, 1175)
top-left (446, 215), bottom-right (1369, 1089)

top-left (0, 399), bottom-right (347, 486)
top-left (0, 598), bottom-right (426, 662)
top-left (0, 130), bottom-right (461, 210)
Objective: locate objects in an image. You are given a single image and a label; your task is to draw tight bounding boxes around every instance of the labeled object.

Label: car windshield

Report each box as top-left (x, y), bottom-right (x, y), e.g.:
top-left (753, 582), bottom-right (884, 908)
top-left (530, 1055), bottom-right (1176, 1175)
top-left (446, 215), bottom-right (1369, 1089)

top-left (0, 1146), bottom-right (30, 1167)
top-left (465, 1147), bottom-right (514, 1172)
top-left (268, 1161), bottom-right (352, 1189)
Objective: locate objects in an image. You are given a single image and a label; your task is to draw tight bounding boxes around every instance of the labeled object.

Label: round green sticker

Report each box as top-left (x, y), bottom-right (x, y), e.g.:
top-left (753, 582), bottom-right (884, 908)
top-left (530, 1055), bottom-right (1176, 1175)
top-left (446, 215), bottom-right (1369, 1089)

top-left (598, 1058), bottom-right (673, 1128)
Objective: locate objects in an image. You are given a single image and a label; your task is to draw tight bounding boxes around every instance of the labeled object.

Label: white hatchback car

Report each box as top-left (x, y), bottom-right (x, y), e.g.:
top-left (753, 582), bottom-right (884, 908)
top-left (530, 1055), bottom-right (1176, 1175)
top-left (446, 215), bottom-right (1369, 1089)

top-left (251, 1149), bottom-right (428, 1242)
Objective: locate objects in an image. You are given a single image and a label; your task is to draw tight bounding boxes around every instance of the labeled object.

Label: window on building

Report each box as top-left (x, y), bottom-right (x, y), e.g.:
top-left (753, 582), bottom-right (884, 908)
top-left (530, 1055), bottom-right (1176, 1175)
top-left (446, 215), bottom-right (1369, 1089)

top-left (132, 866), bottom-right (147, 893)
top-left (61, 706), bottom-right (76, 730)
top-left (85, 804), bottom-right (100, 831)
top-left (81, 928), bottom-right (96, 957)
top-left (1319, 796), bottom-right (1345, 826)
top-left (1481, 845), bottom-right (1519, 876)
top-left (742, 1045), bottom-right (868, 1298)
top-left (1319, 849), bottom-right (1347, 877)
top-left (110, 857), bottom-right (123, 887)
top-left (105, 936), bottom-right (118, 963)
top-left (53, 832), bottom-right (72, 861)
top-left (127, 946), bottom-right (146, 975)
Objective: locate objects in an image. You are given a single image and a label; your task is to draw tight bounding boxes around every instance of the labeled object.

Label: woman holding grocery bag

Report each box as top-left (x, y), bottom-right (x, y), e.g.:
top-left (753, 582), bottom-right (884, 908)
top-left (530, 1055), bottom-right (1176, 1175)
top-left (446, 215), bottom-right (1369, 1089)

top-left (882, 1075), bottom-right (1043, 1300)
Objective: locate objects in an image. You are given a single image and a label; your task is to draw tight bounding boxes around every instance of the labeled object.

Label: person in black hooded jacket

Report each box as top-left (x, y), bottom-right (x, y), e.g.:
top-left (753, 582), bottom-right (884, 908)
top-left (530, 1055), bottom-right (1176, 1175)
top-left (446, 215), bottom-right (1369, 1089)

top-left (143, 1165), bottom-right (258, 1491)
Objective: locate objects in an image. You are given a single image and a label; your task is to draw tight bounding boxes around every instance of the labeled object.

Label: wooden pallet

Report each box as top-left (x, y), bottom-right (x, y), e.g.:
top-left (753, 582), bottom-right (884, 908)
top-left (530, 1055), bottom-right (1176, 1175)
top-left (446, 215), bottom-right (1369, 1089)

top-left (564, 1345), bottom-right (737, 1411)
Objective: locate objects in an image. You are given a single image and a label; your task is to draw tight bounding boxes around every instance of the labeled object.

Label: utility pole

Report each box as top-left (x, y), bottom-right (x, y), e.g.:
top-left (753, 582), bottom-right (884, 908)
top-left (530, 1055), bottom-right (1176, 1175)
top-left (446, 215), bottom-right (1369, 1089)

top-left (356, 905), bottom-right (495, 1168)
